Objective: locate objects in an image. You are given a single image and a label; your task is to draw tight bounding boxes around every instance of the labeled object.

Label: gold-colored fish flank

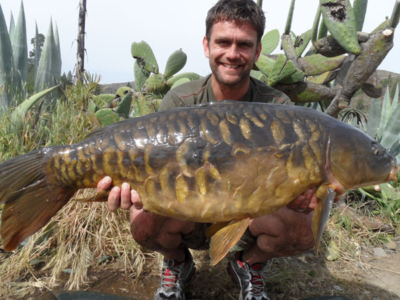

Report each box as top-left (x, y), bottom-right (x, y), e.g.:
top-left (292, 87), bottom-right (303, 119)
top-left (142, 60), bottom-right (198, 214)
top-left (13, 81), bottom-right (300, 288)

top-left (0, 101), bottom-right (397, 266)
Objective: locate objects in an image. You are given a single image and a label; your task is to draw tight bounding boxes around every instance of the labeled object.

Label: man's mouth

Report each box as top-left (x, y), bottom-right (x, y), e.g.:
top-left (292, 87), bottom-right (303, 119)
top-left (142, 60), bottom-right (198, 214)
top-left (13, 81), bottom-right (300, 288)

top-left (222, 63), bottom-right (240, 69)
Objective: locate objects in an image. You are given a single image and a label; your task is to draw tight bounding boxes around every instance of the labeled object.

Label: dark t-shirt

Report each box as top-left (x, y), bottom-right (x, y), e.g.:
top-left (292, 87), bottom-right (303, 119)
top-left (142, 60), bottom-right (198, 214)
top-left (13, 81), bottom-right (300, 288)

top-left (159, 74), bottom-right (290, 111)
top-left (156, 75), bottom-right (291, 250)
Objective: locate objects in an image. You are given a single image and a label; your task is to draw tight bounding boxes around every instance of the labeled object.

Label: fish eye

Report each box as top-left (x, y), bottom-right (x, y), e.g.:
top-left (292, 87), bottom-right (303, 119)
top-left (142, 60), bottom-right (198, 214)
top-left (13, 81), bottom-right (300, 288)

top-left (371, 143), bottom-right (382, 156)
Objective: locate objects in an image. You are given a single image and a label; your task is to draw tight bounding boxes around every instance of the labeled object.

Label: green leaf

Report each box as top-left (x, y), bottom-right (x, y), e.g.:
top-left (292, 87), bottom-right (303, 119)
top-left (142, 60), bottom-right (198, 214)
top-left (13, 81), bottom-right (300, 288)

top-left (295, 30), bottom-right (312, 57)
top-left (353, 0), bottom-right (368, 31)
top-left (8, 12), bottom-right (15, 40)
top-left (166, 72), bottom-right (200, 88)
top-left (115, 92), bottom-right (132, 118)
top-left (95, 108), bottom-right (120, 127)
top-left (164, 49), bottom-right (187, 79)
top-left (171, 78), bottom-right (190, 90)
top-left (0, 4), bottom-right (13, 109)
top-left (116, 86), bottom-right (132, 98)
top-left (34, 23), bottom-right (41, 81)
top-left (141, 73), bottom-right (167, 93)
top-left (10, 84), bottom-right (61, 132)
top-left (133, 59), bottom-right (150, 92)
top-left (320, 0), bottom-right (360, 55)
top-left (11, 1), bottom-right (28, 95)
top-left (392, 84), bottom-right (399, 111)
top-left (377, 89), bottom-right (392, 139)
top-left (35, 19), bottom-right (61, 101)
top-left (261, 29), bottom-right (280, 55)
top-left (255, 54), bottom-right (275, 76)
top-left (380, 102), bottom-right (400, 150)
top-left (131, 41), bottom-right (159, 74)
top-left (366, 98), bottom-right (380, 138)
top-left (54, 23), bottom-right (62, 81)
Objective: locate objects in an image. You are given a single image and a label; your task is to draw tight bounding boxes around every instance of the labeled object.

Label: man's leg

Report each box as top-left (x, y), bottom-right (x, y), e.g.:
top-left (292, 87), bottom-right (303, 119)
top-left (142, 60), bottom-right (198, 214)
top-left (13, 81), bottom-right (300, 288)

top-left (130, 208), bottom-right (197, 300)
top-left (228, 207), bottom-right (315, 300)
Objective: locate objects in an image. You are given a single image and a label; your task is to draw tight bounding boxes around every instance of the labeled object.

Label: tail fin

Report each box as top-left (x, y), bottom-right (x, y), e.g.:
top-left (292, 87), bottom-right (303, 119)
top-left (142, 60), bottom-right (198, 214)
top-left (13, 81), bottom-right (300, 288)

top-left (0, 149), bottom-right (73, 251)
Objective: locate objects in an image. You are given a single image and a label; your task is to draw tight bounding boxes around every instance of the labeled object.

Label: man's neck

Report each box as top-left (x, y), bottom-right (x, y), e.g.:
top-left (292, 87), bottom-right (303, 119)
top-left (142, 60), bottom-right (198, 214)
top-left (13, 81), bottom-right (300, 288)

top-left (211, 76), bottom-right (250, 101)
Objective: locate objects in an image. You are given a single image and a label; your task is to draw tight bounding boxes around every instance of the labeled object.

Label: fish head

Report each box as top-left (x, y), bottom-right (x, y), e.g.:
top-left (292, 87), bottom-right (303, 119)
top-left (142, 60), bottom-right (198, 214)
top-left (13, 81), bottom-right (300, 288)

top-left (327, 126), bottom-right (398, 191)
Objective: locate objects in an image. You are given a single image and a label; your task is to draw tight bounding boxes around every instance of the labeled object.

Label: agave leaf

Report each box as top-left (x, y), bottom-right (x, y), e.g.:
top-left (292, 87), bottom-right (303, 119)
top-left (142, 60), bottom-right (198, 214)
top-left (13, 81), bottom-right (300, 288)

top-left (0, 4), bottom-right (14, 110)
top-left (35, 19), bottom-right (61, 102)
top-left (366, 98), bottom-right (380, 138)
top-left (54, 23), bottom-right (62, 80)
top-left (12, 1), bottom-right (28, 95)
top-left (353, 0), bottom-right (368, 31)
top-left (377, 89), bottom-right (392, 139)
top-left (9, 12), bottom-right (15, 40)
top-left (380, 100), bottom-right (400, 149)
top-left (10, 84), bottom-right (61, 132)
top-left (392, 84), bottom-right (399, 111)
top-left (261, 29), bottom-right (280, 55)
top-left (389, 140), bottom-right (400, 160)
top-left (34, 23), bottom-right (41, 81)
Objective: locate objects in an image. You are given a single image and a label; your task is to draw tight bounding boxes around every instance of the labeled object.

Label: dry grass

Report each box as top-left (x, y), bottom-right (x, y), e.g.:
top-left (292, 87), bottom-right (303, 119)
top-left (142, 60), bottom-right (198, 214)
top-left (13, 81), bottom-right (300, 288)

top-left (0, 188), bottom-right (145, 299)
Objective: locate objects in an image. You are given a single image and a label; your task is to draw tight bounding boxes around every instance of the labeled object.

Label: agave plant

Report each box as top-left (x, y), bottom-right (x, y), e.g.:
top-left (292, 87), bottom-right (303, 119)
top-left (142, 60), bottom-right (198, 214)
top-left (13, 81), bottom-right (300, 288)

top-left (0, 2), bottom-right (61, 110)
top-left (366, 84), bottom-right (400, 163)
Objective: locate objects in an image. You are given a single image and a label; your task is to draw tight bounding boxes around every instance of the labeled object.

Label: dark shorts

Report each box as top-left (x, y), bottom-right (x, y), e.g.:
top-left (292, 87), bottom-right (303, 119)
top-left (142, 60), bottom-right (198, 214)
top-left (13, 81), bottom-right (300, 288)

top-left (180, 223), bottom-right (257, 252)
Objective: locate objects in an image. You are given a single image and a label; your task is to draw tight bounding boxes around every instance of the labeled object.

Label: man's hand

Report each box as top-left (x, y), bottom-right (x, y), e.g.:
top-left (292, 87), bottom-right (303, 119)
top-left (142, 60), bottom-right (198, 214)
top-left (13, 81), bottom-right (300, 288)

top-left (286, 187), bottom-right (341, 214)
top-left (286, 187), bottom-right (318, 214)
top-left (97, 177), bottom-right (142, 212)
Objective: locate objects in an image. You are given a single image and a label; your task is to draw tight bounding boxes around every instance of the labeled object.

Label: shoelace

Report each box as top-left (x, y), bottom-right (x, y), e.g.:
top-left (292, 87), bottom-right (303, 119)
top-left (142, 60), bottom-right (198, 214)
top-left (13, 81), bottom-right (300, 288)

top-left (161, 264), bottom-right (181, 290)
top-left (248, 268), bottom-right (265, 296)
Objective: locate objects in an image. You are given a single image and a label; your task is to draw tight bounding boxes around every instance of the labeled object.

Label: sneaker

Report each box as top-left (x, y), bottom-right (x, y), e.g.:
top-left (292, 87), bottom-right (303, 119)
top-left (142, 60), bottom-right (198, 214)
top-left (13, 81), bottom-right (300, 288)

top-left (154, 248), bottom-right (195, 300)
top-left (227, 251), bottom-right (270, 300)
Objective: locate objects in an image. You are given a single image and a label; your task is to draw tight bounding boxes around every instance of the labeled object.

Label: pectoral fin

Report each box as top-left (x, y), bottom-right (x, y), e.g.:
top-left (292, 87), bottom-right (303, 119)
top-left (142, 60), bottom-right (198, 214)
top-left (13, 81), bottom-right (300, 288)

top-left (206, 221), bottom-right (231, 239)
top-left (74, 189), bottom-right (110, 203)
top-left (312, 187), bottom-right (335, 254)
top-left (209, 218), bottom-right (250, 266)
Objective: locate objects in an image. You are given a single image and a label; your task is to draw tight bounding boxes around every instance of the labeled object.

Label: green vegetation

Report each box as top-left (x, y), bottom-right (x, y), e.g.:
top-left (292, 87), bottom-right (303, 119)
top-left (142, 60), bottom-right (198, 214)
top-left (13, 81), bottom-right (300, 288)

top-left (0, 1), bottom-right (399, 299)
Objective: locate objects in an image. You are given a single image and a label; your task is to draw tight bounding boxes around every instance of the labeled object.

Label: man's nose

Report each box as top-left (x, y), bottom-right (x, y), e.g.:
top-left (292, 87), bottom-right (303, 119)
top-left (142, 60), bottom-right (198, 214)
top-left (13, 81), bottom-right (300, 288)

top-left (226, 45), bottom-right (240, 60)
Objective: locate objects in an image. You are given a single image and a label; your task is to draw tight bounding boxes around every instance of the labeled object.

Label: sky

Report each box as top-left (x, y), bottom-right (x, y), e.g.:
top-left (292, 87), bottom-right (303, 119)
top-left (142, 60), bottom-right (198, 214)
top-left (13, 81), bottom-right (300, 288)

top-left (1, 0), bottom-right (399, 84)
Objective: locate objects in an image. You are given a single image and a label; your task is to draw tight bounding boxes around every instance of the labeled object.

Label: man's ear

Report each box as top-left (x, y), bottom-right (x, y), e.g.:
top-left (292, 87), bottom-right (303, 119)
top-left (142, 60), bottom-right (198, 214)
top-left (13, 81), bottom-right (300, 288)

top-left (254, 42), bottom-right (262, 62)
top-left (203, 36), bottom-right (210, 58)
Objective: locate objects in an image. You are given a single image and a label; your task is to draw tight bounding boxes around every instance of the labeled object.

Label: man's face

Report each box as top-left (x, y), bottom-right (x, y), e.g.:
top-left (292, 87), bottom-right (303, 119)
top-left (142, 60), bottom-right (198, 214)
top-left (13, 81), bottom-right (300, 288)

top-left (203, 21), bottom-right (261, 87)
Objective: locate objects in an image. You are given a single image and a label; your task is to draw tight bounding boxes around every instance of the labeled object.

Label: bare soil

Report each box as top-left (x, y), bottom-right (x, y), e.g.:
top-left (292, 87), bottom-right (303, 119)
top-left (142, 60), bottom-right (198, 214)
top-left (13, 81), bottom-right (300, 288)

top-left (27, 248), bottom-right (400, 300)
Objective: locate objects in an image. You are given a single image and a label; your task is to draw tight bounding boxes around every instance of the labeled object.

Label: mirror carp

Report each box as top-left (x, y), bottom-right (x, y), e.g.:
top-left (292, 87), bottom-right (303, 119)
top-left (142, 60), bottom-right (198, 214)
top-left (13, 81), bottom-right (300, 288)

top-left (0, 101), bottom-right (397, 265)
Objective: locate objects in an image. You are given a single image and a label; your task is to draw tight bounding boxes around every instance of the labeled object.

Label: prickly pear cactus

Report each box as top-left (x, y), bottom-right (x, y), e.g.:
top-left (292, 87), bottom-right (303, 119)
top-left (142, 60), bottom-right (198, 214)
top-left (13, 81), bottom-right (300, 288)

top-left (251, 0), bottom-right (398, 117)
top-left (164, 49), bottom-right (187, 79)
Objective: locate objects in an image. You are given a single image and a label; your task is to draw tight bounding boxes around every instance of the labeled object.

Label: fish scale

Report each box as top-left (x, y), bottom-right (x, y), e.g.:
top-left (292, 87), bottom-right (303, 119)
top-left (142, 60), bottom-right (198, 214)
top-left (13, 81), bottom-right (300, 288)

top-left (0, 101), bottom-right (397, 266)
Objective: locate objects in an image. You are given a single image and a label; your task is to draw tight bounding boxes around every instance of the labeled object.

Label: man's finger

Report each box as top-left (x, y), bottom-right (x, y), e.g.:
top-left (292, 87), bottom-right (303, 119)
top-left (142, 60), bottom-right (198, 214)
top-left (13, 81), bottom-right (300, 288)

top-left (108, 186), bottom-right (121, 212)
top-left (97, 176), bottom-right (112, 192)
top-left (121, 183), bottom-right (132, 210)
top-left (131, 189), bottom-right (143, 209)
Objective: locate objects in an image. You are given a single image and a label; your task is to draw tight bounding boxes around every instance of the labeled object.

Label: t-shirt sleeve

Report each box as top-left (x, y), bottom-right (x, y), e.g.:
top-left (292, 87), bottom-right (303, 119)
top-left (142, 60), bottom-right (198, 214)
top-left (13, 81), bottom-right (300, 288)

top-left (159, 90), bottom-right (188, 111)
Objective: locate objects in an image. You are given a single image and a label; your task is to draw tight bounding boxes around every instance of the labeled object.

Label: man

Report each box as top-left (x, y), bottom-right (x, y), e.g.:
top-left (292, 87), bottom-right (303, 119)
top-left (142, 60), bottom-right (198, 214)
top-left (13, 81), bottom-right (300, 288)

top-left (98, 1), bottom-right (319, 299)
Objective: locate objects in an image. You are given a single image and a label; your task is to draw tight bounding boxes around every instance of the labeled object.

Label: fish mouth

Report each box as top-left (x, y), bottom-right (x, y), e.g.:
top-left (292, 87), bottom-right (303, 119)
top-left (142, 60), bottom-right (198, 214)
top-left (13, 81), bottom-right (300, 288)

top-left (388, 163), bottom-right (399, 184)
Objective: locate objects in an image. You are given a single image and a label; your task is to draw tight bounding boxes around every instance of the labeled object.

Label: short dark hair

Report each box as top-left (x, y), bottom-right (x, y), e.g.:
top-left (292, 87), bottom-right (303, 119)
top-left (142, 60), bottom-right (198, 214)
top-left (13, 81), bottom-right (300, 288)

top-left (206, 0), bottom-right (266, 43)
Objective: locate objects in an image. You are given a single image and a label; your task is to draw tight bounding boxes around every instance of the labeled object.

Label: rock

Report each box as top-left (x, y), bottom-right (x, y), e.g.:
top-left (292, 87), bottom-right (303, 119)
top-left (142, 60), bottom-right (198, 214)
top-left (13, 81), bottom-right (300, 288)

top-left (386, 240), bottom-right (397, 250)
top-left (373, 247), bottom-right (388, 258)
